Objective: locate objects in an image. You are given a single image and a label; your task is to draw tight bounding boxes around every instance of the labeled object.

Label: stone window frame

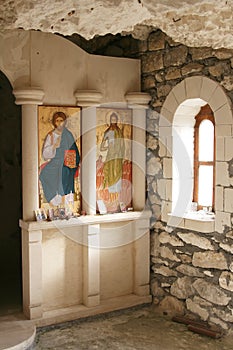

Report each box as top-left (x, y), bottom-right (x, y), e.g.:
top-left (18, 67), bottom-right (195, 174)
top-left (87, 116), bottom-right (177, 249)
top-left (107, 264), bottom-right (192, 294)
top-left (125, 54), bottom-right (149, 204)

top-left (159, 76), bottom-right (233, 233)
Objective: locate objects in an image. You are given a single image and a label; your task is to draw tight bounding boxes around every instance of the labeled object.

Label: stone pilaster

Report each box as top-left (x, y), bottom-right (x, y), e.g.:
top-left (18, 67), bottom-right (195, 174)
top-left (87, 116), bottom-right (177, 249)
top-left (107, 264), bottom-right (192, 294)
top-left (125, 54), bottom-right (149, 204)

top-left (132, 216), bottom-right (150, 296)
top-left (21, 228), bottom-right (43, 319)
top-left (82, 224), bottom-right (100, 307)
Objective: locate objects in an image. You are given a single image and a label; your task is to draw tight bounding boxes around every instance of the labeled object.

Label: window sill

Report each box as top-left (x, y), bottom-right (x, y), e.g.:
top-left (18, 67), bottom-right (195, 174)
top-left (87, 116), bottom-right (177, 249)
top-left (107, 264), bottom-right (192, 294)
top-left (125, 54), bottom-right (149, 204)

top-left (167, 211), bottom-right (215, 233)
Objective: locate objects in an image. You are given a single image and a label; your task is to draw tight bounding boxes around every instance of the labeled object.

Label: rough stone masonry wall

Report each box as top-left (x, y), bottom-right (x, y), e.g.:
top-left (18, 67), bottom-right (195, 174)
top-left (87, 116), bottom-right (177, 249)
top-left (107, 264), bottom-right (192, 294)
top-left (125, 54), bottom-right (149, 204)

top-left (140, 30), bottom-right (233, 332)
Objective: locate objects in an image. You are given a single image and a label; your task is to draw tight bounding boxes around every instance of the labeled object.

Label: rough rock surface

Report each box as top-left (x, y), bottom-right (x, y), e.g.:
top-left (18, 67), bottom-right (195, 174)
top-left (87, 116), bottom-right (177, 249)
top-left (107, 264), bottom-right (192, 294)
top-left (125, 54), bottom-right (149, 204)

top-left (1, 0), bottom-right (233, 49)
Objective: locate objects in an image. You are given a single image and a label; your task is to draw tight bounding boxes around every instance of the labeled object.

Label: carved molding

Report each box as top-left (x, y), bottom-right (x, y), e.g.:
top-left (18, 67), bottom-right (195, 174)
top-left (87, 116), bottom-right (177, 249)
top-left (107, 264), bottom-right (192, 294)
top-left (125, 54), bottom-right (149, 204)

top-left (125, 92), bottom-right (151, 107)
top-left (74, 90), bottom-right (103, 107)
top-left (13, 87), bottom-right (45, 105)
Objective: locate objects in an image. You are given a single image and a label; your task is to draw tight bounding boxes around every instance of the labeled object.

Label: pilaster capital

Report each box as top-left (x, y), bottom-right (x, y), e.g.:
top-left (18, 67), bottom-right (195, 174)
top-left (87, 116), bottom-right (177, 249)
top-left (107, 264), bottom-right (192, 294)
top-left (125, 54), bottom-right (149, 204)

top-left (74, 90), bottom-right (103, 108)
top-left (13, 87), bottom-right (45, 105)
top-left (125, 92), bottom-right (151, 108)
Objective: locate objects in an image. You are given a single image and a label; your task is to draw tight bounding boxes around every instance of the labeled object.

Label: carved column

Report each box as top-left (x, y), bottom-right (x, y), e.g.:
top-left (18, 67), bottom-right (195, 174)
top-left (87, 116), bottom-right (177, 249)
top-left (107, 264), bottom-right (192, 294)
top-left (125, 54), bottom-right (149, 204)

top-left (74, 90), bottom-right (102, 214)
top-left (125, 92), bottom-right (151, 210)
top-left (13, 87), bottom-right (45, 221)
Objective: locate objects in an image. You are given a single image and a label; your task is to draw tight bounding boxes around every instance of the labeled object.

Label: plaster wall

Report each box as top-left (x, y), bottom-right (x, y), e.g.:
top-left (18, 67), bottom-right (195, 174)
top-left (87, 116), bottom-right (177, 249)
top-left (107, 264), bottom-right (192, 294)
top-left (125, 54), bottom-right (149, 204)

top-left (0, 30), bottom-right (140, 103)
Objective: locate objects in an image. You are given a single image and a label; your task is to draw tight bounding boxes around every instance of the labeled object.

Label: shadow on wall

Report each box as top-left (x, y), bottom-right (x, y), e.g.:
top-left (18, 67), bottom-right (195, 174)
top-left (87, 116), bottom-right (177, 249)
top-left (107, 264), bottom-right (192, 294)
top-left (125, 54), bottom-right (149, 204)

top-left (0, 71), bottom-right (22, 315)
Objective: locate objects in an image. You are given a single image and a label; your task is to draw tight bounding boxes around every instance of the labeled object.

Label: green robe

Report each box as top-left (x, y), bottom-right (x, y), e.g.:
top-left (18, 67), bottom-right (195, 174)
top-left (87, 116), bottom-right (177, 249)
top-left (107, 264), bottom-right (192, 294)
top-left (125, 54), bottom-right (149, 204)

top-left (103, 126), bottom-right (125, 191)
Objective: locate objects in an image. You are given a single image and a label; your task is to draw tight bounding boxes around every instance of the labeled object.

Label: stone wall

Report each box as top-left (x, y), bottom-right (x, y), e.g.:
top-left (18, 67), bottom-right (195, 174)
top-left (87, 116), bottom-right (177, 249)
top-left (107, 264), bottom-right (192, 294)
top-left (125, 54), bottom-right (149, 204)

top-left (150, 223), bottom-right (233, 331)
top-left (140, 30), bottom-right (233, 332)
top-left (66, 33), bottom-right (140, 58)
top-left (141, 30), bottom-right (233, 109)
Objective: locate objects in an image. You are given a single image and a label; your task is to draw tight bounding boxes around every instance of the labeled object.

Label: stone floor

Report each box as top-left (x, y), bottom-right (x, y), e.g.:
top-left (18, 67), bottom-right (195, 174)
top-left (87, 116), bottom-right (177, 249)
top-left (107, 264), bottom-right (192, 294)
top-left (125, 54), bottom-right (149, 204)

top-left (32, 305), bottom-right (233, 350)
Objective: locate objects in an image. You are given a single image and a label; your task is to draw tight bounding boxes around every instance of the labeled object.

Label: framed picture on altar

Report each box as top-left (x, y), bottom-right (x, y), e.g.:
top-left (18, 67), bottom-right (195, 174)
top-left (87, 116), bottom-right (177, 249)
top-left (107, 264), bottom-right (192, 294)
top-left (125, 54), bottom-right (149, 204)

top-left (96, 107), bottom-right (132, 214)
top-left (38, 106), bottom-right (81, 213)
top-left (34, 208), bottom-right (47, 221)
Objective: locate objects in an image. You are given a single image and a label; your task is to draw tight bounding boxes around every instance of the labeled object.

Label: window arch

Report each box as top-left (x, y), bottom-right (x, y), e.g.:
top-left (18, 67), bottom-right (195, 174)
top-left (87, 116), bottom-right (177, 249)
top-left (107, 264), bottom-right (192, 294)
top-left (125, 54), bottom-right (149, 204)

top-left (193, 104), bottom-right (215, 211)
top-left (160, 76), bottom-right (233, 232)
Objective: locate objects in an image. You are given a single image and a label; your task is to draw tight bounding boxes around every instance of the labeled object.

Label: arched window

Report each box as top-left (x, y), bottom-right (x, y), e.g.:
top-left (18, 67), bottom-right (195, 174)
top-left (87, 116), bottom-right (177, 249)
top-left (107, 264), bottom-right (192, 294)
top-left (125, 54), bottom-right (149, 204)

top-left (193, 104), bottom-right (215, 211)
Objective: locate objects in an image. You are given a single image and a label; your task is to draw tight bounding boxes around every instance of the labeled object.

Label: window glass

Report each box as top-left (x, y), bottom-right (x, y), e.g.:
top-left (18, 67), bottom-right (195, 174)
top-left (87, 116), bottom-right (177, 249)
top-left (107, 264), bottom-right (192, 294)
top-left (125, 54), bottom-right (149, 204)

top-left (199, 120), bottom-right (214, 161)
top-left (198, 165), bottom-right (213, 206)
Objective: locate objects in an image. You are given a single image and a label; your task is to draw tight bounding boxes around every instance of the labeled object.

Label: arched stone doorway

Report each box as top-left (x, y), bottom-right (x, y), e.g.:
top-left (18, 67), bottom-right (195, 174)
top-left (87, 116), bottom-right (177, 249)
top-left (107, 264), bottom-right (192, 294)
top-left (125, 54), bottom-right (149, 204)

top-left (0, 71), bottom-right (22, 315)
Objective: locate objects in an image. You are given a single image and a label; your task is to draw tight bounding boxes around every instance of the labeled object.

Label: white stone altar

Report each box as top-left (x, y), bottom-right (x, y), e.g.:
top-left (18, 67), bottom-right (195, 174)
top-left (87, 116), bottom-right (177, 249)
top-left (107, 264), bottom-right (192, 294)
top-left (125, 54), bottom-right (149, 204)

top-left (20, 211), bottom-right (151, 326)
top-left (7, 30), bottom-right (152, 325)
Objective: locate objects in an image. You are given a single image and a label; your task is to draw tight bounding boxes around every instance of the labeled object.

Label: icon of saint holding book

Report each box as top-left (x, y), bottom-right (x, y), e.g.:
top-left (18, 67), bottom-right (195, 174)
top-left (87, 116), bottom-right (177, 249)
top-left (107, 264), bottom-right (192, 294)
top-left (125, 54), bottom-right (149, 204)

top-left (39, 111), bottom-right (80, 206)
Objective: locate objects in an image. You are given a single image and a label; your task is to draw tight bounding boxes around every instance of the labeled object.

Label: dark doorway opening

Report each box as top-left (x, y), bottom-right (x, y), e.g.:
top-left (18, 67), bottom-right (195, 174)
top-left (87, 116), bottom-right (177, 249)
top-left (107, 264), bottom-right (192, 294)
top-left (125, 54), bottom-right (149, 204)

top-left (0, 71), bottom-right (22, 315)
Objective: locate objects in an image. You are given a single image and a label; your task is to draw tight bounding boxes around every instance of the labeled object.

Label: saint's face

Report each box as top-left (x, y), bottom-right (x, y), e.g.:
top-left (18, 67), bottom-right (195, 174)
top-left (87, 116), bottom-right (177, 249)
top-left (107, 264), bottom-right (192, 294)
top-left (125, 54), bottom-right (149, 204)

top-left (55, 116), bottom-right (65, 131)
top-left (110, 115), bottom-right (117, 125)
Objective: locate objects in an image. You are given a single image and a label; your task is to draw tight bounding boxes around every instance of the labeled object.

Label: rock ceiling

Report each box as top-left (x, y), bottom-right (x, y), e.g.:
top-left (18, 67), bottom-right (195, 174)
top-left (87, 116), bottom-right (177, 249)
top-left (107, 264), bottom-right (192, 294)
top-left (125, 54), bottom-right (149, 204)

top-left (1, 0), bottom-right (233, 49)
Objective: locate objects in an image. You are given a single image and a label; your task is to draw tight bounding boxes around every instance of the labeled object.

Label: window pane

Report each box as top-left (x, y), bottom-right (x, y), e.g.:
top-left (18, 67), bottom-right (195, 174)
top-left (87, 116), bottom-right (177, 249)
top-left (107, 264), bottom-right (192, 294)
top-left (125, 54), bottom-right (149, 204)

top-left (198, 165), bottom-right (213, 206)
top-left (199, 120), bottom-right (214, 161)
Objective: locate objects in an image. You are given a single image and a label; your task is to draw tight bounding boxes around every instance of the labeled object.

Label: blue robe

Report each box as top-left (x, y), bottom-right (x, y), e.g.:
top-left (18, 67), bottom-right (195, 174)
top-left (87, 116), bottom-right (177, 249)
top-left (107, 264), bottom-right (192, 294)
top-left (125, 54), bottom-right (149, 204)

top-left (39, 127), bottom-right (80, 203)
